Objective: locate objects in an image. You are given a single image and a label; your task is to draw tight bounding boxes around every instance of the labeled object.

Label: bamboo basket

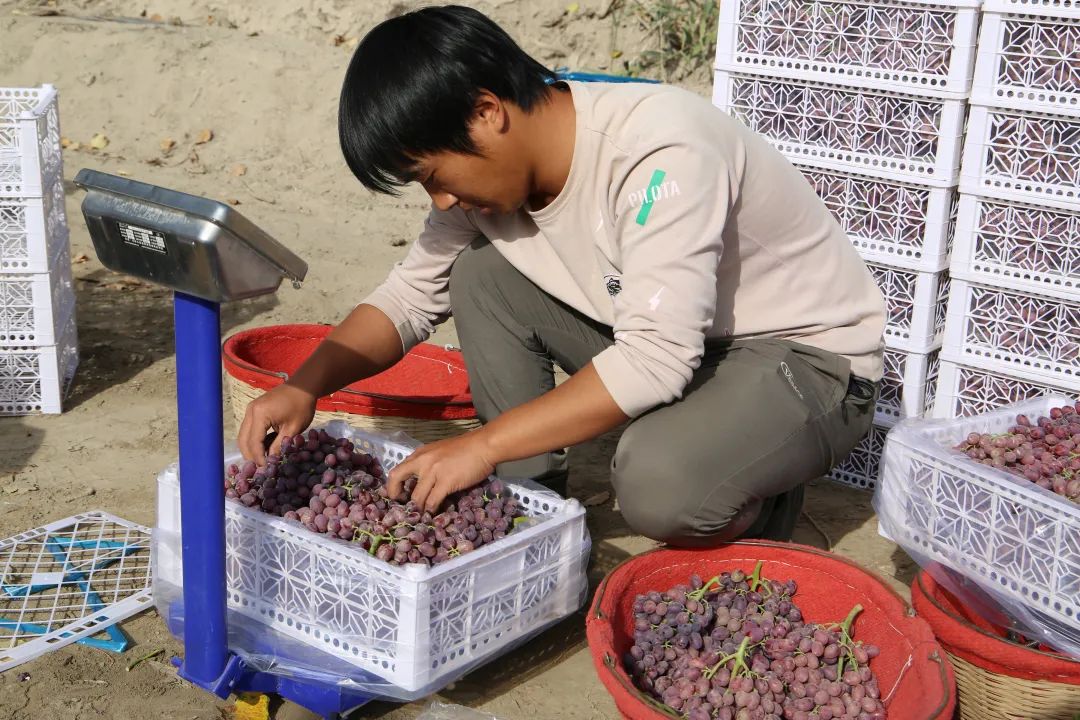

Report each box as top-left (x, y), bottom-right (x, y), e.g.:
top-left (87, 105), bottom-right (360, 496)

top-left (223, 325), bottom-right (480, 444)
top-left (911, 571), bottom-right (1080, 720)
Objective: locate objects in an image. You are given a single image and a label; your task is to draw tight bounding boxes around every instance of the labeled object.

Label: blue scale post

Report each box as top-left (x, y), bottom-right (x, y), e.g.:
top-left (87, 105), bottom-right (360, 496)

top-left (73, 169), bottom-right (372, 718)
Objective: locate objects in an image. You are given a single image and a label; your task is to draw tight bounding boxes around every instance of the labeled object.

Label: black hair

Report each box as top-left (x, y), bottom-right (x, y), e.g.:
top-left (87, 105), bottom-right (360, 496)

top-left (338, 5), bottom-right (557, 195)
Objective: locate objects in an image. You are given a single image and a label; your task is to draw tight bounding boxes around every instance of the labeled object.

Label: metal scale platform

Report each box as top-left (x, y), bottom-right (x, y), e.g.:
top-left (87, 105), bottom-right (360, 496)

top-left (74, 169), bottom-right (374, 718)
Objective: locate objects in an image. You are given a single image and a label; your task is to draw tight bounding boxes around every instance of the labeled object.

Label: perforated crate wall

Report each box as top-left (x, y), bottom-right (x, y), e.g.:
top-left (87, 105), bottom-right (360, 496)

top-left (868, 262), bottom-right (949, 352)
top-left (953, 193), bottom-right (1079, 299)
top-left (716, 0), bottom-right (980, 97)
top-left (0, 308), bottom-right (78, 415)
top-left (0, 86), bottom-right (62, 198)
top-left (984, 0), bottom-right (1080, 19)
top-left (155, 423), bottom-right (590, 694)
top-left (0, 173), bottom-right (67, 273)
top-left (960, 105), bottom-right (1080, 211)
top-left (879, 394), bottom-right (1080, 649)
top-left (829, 422), bottom-right (889, 490)
top-left (972, 12), bottom-right (1080, 117)
top-left (943, 277), bottom-right (1080, 389)
top-left (799, 165), bottom-right (956, 271)
top-left (712, 70), bottom-right (966, 186)
top-left (0, 242), bottom-right (75, 346)
top-left (879, 347), bottom-right (940, 424)
top-left (933, 357), bottom-right (1077, 417)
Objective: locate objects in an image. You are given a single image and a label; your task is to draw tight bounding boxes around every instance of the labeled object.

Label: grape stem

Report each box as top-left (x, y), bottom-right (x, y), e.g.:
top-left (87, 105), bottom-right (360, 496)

top-left (747, 560), bottom-right (772, 597)
top-left (687, 575), bottom-right (723, 602)
top-left (831, 604), bottom-right (863, 679)
top-left (703, 636), bottom-right (753, 681)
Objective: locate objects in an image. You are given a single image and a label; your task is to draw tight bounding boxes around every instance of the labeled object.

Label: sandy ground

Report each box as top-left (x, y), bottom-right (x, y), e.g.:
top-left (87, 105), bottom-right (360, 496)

top-left (0, 1), bottom-right (915, 718)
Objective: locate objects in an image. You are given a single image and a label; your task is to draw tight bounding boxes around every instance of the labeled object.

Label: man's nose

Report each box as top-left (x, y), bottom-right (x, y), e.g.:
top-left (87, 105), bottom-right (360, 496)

top-left (428, 190), bottom-right (460, 212)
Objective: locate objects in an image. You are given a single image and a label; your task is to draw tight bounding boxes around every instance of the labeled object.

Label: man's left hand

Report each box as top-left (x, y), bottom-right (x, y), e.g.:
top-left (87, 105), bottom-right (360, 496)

top-left (386, 431), bottom-right (497, 513)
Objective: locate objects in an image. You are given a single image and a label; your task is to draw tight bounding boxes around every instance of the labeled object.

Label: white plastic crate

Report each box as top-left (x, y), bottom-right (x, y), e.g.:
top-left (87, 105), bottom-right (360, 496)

top-left (868, 262), bottom-right (950, 352)
top-left (829, 422), bottom-right (890, 490)
top-left (877, 394), bottom-right (1080, 652)
top-left (933, 357), bottom-right (1078, 417)
top-left (984, 0), bottom-right (1080, 19)
top-left (154, 422), bottom-right (590, 695)
top-left (953, 193), bottom-right (1079, 300)
top-left (0, 171), bottom-right (67, 272)
top-left (716, 0), bottom-right (980, 97)
top-left (713, 70), bottom-right (966, 186)
top-left (879, 347), bottom-right (940, 424)
top-left (0, 307), bottom-right (78, 415)
top-left (972, 12), bottom-right (1080, 117)
top-left (799, 165), bottom-right (956, 271)
top-left (960, 105), bottom-right (1080, 212)
top-left (0, 240), bottom-right (75, 346)
top-left (0, 86), bottom-right (62, 198)
top-left (943, 277), bottom-right (1080, 389)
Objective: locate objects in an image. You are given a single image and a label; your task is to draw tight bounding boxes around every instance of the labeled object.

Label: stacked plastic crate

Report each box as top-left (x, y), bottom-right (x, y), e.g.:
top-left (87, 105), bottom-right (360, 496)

top-left (934, 0), bottom-right (1080, 417)
top-left (0, 85), bottom-right (78, 414)
top-left (712, 0), bottom-right (981, 489)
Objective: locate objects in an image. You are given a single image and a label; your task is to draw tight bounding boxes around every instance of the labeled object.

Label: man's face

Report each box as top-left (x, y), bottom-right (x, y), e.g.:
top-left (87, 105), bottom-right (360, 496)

top-left (410, 93), bottom-right (532, 216)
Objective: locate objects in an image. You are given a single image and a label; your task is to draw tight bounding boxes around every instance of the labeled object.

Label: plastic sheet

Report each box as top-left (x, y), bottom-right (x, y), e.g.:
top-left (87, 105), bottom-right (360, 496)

top-left (153, 422), bottom-right (592, 700)
top-left (416, 701), bottom-right (507, 720)
top-left (874, 394), bottom-right (1080, 657)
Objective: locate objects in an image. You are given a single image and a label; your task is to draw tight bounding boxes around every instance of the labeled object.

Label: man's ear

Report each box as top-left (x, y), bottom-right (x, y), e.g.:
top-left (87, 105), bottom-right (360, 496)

top-left (473, 89), bottom-right (510, 134)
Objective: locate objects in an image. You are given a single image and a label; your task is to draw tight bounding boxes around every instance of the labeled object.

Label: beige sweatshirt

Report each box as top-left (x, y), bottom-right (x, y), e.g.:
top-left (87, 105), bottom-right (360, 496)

top-left (362, 81), bottom-right (886, 418)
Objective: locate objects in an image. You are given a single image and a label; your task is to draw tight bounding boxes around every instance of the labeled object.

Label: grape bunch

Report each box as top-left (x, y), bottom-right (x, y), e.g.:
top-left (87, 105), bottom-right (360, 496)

top-left (625, 563), bottom-right (885, 720)
top-left (224, 428), bottom-right (527, 567)
top-left (954, 399), bottom-right (1080, 503)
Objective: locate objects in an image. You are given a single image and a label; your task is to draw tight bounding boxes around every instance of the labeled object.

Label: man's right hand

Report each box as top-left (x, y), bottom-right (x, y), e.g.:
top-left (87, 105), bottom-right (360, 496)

top-left (238, 383), bottom-right (318, 465)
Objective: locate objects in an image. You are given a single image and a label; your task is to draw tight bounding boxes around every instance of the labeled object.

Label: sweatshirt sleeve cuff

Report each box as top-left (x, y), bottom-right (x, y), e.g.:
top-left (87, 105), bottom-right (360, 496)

top-left (592, 344), bottom-right (665, 419)
top-left (359, 288), bottom-right (424, 354)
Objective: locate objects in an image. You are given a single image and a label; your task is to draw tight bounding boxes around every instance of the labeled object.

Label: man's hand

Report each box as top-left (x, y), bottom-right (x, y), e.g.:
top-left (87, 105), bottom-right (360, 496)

top-left (386, 431), bottom-right (497, 513)
top-left (238, 384), bottom-right (318, 465)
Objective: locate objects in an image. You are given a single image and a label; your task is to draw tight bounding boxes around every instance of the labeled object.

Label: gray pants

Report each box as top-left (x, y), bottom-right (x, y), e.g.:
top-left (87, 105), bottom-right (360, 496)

top-left (449, 239), bottom-right (877, 545)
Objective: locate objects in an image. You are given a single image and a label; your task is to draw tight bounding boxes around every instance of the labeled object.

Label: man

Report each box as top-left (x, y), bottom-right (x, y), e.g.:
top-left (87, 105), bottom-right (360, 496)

top-left (238, 5), bottom-right (885, 545)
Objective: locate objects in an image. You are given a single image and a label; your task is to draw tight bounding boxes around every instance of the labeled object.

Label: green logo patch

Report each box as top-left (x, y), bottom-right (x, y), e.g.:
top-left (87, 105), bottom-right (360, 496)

top-left (635, 169), bottom-right (667, 226)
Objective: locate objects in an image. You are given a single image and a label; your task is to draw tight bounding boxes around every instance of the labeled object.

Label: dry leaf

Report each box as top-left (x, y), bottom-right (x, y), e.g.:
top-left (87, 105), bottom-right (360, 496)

top-left (73, 253), bottom-right (89, 264)
top-left (159, 138), bottom-right (176, 154)
top-left (332, 33), bottom-right (346, 46)
top-left (60, 136), bottom-right (72, 148)
top-left (195, 128), bottom-right (214, 144)
top-left (117, 170), bottom-right (130, 177)
top-left (230, 163), bottom-right (247, 177)
top-left (582, 490), bottom-right (611, 507)
top-left (89, 133), bottom-right (109, 151)
top-left (68, 141), bottom-right (82, 151)
top-left (390, 238), bottom-right (406, 247)
top-left (344, 36), bottom-right (360, 49)
top-left (149, 13), bottom-right (163, 22)
top-left (566, 2), bottom-right (580, 12)
top-left (145, 157), bottom-right (164, 166)
top-left (226, 198), bottom-right (241, 206)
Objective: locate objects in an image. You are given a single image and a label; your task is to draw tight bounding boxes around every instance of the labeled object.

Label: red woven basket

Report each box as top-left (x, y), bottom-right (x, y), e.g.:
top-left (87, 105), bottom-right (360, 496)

top-left (911, 570), bottom-right (1080, 719)
top-left (222, 324), bottom-right (480, 441)
top-left (586, 541), bottom-right (956, 720)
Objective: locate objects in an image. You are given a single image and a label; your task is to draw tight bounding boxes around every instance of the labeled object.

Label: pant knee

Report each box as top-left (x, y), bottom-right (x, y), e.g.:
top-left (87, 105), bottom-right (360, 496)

top-left (449, 239), bottom-right (504, 319)
top-left (611, 430), bottom-right (758, 546)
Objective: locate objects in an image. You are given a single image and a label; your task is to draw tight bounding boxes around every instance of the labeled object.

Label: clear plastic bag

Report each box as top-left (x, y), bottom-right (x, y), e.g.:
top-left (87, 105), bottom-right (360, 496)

top-left (874, 394), bottom-right (1080, 657)
top-left (153, 422), bottom-right (593, 700)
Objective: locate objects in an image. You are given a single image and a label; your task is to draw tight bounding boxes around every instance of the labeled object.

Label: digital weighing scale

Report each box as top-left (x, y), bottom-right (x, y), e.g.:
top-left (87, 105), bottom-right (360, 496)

top-left (74, 169), bottom-right (375, 718)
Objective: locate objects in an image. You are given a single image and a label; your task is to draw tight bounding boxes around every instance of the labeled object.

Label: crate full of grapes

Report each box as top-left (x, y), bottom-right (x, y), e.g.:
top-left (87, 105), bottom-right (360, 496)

top-left (154, 421), bottom-right (590, 696)
top-left (876, 394), bottom-right (1080, 653)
